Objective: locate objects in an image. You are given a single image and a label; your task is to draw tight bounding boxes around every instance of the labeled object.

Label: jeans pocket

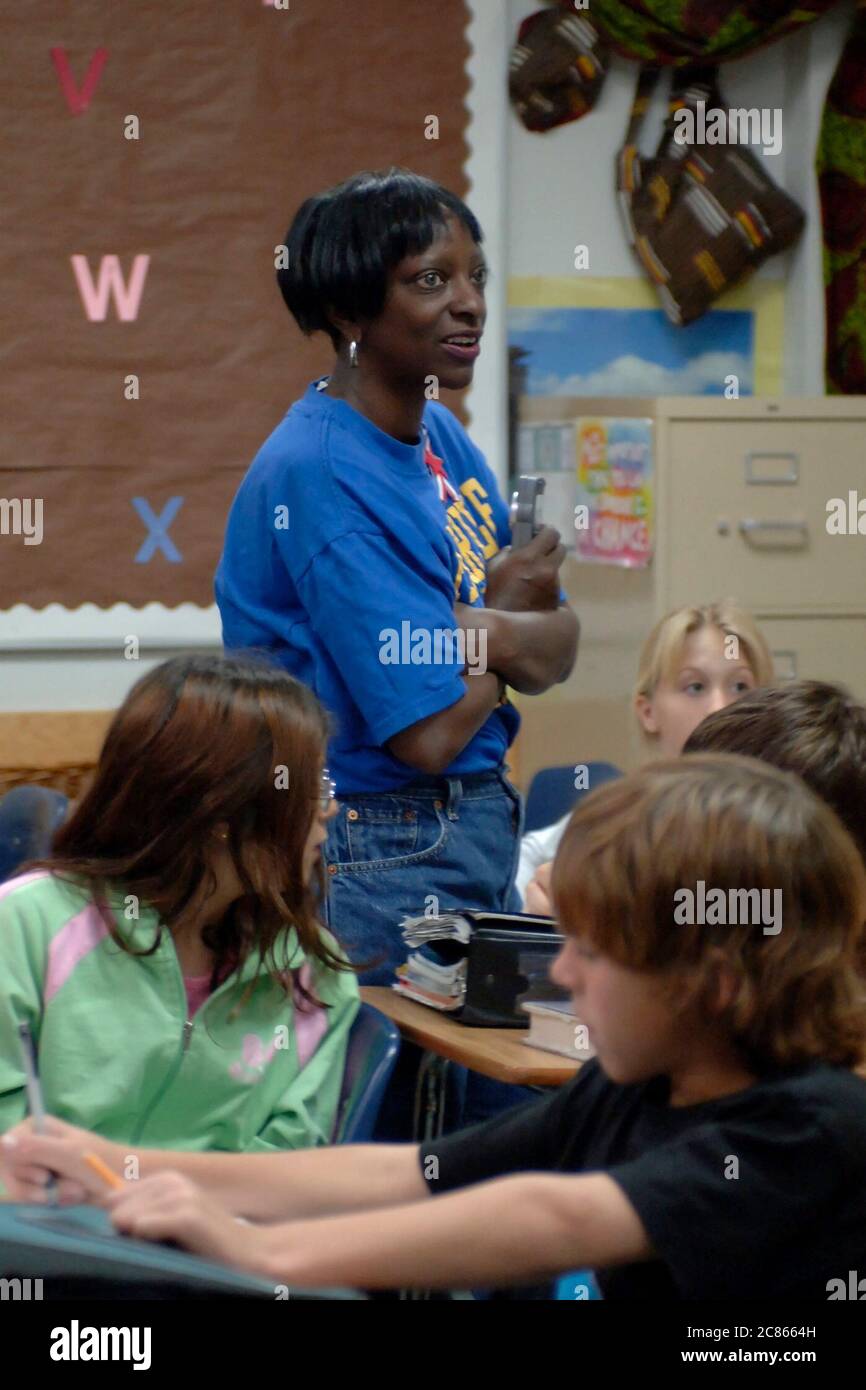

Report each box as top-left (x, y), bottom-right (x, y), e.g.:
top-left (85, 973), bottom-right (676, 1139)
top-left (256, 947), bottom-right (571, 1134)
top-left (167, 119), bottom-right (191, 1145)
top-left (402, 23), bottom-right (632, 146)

top-left (500, 773), bottom-right (525, 839)
top-left (328, 797), bottom-right (449, 872)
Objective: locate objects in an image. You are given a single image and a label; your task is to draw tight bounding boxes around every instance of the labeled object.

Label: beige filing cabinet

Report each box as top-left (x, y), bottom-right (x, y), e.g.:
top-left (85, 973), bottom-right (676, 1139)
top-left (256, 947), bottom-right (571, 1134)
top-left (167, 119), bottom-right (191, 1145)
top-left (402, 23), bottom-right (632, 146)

top-left (509, 396), bottom-right (866, 791)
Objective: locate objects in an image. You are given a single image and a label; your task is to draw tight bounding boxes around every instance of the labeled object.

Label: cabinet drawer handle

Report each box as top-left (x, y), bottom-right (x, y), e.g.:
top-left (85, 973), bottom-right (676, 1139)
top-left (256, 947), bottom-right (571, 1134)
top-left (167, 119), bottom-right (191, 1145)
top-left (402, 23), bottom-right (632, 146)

top-left (737, 518), bottom-right (808, 545)
top-left (745, 452), bottom-right (799, 485)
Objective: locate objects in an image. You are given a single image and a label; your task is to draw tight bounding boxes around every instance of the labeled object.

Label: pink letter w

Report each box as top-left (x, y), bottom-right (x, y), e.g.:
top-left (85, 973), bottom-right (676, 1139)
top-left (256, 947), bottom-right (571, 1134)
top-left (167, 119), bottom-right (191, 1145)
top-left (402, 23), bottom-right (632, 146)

top-left (70, 255), bottom-right (151, 322)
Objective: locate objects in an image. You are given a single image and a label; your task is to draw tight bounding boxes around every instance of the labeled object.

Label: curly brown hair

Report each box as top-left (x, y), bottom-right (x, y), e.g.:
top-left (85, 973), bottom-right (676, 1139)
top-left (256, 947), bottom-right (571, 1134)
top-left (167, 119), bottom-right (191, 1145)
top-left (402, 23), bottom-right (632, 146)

top-left (551, 754), bottom-right (866, 1072)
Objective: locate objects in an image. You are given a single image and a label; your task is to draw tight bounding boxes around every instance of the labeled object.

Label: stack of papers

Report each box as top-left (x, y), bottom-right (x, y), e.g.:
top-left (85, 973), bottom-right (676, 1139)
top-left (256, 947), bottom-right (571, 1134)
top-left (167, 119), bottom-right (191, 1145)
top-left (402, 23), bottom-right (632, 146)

top-left (393, 913), bottom-right (473, 1012)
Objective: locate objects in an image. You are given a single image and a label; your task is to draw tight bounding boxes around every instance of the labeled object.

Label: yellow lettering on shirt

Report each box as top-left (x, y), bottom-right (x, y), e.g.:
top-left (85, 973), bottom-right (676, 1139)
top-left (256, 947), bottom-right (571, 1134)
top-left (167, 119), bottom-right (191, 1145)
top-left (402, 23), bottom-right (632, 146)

top-left (450, 486), bottom-right (495, 560)
top-left (460, 479), bottom-right (498, 557)
top-left (439, 472), bottom-right (503, 603)
top-left (446, 510), bottom-right (486, 603)
top-left (447, 498), bottom-right (485, 556)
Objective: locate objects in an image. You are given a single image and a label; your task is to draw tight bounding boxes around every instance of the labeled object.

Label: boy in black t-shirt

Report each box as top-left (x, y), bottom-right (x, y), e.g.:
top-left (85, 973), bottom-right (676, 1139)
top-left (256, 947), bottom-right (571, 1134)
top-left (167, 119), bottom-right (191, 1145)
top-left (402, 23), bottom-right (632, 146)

top-left (4, 754), bottom-right (866, 1298)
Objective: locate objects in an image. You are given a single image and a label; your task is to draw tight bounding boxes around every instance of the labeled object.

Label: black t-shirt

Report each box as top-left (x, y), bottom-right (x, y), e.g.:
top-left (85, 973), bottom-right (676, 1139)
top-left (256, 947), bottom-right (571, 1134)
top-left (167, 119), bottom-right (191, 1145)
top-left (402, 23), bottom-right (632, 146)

top-left (420, 1059), bottom-right (866, 1299)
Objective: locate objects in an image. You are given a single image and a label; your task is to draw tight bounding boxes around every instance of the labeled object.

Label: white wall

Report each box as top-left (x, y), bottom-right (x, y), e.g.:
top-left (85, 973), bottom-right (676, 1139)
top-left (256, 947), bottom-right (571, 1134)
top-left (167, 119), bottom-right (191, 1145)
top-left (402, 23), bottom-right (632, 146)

top-left (0, 606), bottom-right (222, 713)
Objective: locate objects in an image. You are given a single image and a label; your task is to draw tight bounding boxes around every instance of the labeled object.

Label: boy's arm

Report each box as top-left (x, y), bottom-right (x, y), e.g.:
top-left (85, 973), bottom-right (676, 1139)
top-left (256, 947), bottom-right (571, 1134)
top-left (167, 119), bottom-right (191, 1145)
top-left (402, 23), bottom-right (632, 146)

top-left (254, 1172), bottom-right (652, 1289)
top-left (102, 1168), bottom-right (652, 1290)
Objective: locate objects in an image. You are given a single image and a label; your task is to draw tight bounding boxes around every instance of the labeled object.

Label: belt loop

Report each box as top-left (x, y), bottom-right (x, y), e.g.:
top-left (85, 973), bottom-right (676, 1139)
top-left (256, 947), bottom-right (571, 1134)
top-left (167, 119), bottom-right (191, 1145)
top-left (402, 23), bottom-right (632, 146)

top-left (445, 776), bottom-right (462, 820)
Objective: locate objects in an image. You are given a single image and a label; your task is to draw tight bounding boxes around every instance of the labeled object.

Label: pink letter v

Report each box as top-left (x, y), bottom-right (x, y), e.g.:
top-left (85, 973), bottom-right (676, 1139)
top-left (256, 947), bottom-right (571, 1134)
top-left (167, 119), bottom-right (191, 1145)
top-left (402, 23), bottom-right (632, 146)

top-left (51, 48), bottom-right (108, 116)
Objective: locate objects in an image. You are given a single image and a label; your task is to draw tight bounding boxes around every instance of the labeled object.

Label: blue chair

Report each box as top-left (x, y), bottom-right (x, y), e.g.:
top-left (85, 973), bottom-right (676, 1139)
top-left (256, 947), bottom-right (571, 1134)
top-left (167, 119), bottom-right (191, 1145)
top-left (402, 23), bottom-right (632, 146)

top-left (332, 1003), bottom-right (401, 1144)
top-left (0, 785), bottom-right (68, 883)
top-left (555, 1270), bottom-right (604, 1300)
top-left (523, 762), bottom-right (622, 834)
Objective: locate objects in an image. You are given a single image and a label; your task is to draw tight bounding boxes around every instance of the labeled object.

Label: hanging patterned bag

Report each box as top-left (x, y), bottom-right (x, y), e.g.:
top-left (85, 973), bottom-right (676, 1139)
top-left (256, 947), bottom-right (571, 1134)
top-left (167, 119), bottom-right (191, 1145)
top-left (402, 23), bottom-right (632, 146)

top-left (509, 5), bottom-right (609, 133)
top-left (617, 64), bottom-right (806, 325)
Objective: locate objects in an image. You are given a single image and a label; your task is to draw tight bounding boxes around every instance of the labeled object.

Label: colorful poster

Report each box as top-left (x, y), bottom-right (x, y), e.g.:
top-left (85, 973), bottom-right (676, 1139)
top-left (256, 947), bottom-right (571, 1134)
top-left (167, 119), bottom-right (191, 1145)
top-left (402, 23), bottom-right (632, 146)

top-left (574, 417), bottom-right (653, 568)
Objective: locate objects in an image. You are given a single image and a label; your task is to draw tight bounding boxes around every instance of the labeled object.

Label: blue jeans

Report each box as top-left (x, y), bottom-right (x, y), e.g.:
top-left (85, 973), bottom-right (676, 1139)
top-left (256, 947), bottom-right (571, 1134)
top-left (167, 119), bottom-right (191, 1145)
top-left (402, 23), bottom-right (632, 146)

top-left (323, 766), bottom-right (534, 1134)
top-left (323, 766), bottom-right (524, 982)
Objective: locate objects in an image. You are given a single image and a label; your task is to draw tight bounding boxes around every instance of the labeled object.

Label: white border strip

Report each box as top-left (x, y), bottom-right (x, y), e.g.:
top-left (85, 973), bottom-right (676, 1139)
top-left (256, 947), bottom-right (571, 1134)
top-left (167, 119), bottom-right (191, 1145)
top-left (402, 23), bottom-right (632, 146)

top-left (463, 0), bottom-right (510, 486)
top-left (0, 602), bottom-right (222, 651)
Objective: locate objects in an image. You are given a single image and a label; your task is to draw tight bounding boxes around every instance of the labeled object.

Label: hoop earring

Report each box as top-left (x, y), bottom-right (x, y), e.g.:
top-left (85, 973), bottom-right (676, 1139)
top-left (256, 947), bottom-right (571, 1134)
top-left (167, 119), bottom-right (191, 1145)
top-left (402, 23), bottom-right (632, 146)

top-left (349, 339), bottom-right (359, 368)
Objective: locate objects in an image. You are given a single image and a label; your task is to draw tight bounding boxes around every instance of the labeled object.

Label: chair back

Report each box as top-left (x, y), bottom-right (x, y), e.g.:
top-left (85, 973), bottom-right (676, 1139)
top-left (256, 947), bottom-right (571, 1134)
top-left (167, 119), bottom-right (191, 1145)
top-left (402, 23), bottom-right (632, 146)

top-left (0, 785), bottom-right (68, 882)
top-left (523, 762), bottom-right (622, 834)
top-left (332, 1003), bottom-right (401, 1144)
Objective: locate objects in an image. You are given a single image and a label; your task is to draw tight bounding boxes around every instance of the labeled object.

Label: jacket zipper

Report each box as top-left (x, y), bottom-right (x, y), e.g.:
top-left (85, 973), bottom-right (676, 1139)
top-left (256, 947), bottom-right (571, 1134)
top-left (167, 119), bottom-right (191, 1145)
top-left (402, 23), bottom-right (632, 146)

top-left (128, 941), bottom-right (281, 1144)
top-left (129, 961), bottom-right (197, 1145)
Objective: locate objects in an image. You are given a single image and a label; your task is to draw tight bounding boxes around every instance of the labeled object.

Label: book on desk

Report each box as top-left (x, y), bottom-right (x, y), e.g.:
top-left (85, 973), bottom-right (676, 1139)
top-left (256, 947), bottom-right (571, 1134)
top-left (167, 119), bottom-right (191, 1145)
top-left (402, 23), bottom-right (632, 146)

top-left (394, 909), bottom-right (570, 1028)
top-left (521, 998), bottom-right (596, 1061)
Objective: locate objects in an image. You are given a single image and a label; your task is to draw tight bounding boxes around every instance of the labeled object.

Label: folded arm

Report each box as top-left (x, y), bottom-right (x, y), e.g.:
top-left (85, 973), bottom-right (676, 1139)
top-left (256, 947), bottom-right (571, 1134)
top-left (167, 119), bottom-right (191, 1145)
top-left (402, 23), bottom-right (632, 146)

top-left (385, 603), bottom-right (579, 775)
top-left (462, 602), bottom-right (579, 695)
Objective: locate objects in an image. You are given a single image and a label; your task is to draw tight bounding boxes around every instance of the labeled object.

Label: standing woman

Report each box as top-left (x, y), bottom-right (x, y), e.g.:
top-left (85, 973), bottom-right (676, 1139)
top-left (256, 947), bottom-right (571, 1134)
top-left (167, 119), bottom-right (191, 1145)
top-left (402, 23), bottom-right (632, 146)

top-left (216, 169), bottom-right (578, 1010)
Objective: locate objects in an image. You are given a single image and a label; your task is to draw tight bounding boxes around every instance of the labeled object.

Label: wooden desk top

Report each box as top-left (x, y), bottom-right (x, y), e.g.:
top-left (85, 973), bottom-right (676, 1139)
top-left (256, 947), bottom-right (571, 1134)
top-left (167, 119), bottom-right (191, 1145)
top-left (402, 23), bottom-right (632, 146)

top-left (361, 987), bottom-right (580, 1087)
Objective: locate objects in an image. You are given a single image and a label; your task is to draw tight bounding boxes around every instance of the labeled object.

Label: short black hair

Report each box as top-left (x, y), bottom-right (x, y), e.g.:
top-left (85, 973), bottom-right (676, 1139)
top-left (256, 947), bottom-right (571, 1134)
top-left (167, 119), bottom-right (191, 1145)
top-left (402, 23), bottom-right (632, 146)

top-left (277, 167), bottom-right (484, 350)
top-left (683, 679), bottom-right (866, 868)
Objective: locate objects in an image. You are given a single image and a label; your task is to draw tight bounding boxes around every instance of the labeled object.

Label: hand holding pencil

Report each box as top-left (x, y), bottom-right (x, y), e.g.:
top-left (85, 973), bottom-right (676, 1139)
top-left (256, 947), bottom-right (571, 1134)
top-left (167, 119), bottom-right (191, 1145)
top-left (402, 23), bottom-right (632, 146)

top-left (82, 1151), bottom-right (124, 1192)
top-left (0, 1110), bottom-right (124, 1206)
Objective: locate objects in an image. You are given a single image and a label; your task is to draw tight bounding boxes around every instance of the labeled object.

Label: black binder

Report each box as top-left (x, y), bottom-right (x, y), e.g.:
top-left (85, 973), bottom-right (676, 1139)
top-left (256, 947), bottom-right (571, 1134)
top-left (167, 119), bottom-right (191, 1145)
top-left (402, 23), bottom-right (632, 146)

top-left (456, 911), bottom-right (569, 1028)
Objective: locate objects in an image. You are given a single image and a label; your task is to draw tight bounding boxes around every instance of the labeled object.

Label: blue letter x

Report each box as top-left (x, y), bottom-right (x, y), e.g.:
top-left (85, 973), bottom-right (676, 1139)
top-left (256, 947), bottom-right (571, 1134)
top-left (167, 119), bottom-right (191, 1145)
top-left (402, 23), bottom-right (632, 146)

top-left (132, 497), bottom-right (183, 563)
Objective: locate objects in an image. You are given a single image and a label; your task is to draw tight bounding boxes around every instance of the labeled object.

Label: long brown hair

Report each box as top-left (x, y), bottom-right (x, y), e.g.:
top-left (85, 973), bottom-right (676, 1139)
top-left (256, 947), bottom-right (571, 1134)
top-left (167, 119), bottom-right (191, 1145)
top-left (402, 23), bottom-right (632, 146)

top-left (551, 754), bottom-right (866, 1071)
top-left (24, 653), bottom-right (349, 999)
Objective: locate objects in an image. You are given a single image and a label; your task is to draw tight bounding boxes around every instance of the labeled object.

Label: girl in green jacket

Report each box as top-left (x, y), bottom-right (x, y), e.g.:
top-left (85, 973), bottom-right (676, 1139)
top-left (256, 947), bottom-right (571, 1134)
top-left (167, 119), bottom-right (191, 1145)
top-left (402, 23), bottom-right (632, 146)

top-left (0, 653), bottom-right (359, 1153)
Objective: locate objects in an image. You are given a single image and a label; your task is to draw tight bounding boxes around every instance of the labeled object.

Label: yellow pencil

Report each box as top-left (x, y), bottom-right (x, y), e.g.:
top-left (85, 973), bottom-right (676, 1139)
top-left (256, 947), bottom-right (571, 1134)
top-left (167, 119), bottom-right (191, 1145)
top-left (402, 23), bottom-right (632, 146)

top-left (83, 1151), bottom-right (124, 1192)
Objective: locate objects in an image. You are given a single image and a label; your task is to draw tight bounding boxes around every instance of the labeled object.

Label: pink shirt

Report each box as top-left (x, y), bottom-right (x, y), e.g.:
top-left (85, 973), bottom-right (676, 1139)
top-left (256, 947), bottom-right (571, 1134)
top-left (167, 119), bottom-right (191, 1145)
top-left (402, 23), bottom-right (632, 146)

top-left (183, 972), bottom-right (212, 1018)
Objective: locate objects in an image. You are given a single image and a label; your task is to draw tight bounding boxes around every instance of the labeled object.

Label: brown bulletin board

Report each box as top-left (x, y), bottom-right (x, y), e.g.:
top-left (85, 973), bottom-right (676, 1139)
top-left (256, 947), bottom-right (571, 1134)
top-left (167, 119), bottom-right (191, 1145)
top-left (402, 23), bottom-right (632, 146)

top-left (0, 0), bottom-right (472, 609)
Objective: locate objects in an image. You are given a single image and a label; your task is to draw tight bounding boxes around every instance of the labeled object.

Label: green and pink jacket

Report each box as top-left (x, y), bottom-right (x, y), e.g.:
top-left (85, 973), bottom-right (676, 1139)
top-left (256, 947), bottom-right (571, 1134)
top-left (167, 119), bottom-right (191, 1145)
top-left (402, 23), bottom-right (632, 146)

top-left (0, 870), bottom-right (359, 1152)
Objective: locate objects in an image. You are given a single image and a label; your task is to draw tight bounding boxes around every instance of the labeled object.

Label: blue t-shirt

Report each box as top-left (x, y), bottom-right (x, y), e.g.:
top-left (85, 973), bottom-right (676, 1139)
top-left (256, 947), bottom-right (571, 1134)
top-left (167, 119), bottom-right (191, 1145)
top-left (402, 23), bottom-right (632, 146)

top-left (215, 378), bottom-right (521, 791)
